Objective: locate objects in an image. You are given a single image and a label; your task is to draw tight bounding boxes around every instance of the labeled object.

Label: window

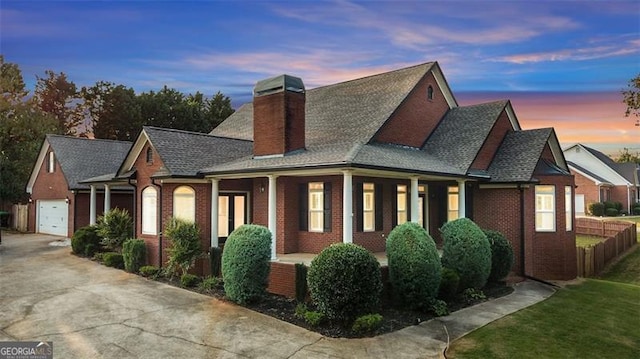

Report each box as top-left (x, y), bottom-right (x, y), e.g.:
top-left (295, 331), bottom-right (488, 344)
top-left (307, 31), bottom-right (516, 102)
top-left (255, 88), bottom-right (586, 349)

top-left (47, 152), bottom-right (55, 173)
top-left (146, 147), bottom-right (153, 163)
top-left (173, 186), bottom-right (195, 222)
top-left (142, 187), bottom-right (158, 235)
top-left (418, 185), bottom-right (425, 227)
top-left (427, 85), bottom-right (434, 100)
top-left (535, 185), bottom-right (555, 232)
top-left (309, 182), bottom-right (324, 232)
top-left (397, 185), bottom-right (408, 225)
top-left (363, 183), bottom-right (375, 231)
top-left (447, 186), bottom-right (459, 222)
top-left (565, 186), bottom-right (572, 231)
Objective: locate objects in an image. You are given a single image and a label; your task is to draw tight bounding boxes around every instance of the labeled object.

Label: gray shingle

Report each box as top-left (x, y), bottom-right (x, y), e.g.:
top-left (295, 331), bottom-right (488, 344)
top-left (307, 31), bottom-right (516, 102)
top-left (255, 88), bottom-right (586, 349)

top-left (46, 135), bottom-right (132, 189)
top-left (487, 128), bottom-right (553, 182)
top-left (423, 100), bottom-right (509, 172)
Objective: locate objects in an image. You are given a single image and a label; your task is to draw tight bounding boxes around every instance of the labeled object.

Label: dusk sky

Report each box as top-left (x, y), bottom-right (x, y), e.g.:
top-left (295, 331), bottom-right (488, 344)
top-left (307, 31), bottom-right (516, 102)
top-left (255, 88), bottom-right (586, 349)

top-left (2, 1), bottom-right (639, 155)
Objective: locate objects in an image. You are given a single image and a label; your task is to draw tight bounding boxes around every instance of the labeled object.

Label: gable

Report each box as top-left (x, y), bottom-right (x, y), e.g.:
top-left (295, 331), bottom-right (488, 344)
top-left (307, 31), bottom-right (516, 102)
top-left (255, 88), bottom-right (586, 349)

top-left (563, 144), bottom-right (630, 185)
top-left (117, 131), bottom-right (153, 177)
top-left (373, 69), bottom-right (452, 147)
top-left (26, 140), bottom-right (54, 193)
top-left (470, 109), bottom-right (514, 170)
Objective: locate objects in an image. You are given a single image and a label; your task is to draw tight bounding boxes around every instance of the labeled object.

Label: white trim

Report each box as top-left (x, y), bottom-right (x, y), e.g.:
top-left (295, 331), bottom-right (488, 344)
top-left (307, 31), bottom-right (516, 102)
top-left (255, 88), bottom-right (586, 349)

top-left (478, 184), bottom-right (524, 189)
top-left (563, 144), bottom-right (632, 186)
top-left (268, 175), bottom-right (278, 260)
top-left (89, 185), bottom-right (97, 225)
top-left (210, 179), bottom-right (219, 248)
top-left (431, 63), bottom-right (458, 109)
top-left (157, 178), bottom-right (210, 184)
top-left (410, 176), bottom-right (419, 223)
top-left (457, 180), bottom-right (466, 219)
top-left (503, 102), bottom-right (522, 131)
top-left (117, 130), bottom-right (151, 176)
top-left (254, 154), bottom-right (285, 159)
top-left (103, 184), bottom-right (111, 215)
top-left (342, 170), bottom-right (353, 243)
top-left (26, 141), bottom-right (51, 193)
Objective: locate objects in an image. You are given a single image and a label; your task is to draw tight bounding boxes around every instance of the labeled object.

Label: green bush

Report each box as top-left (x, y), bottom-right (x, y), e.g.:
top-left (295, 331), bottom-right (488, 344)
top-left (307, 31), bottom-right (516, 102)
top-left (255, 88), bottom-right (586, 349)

top-left (429, 299), bottom-right (449, 317)
top-left (604, 201), bottom-right (623, 212)
top-left (71, 225), bottom-right (101, 256)
top-left (462, 288), bottom-right (486, 304)
top-left (352, 314), bottom-right (383, 333)
top-left (304, 311), bottom-right (325, 326)
top-left (103, 252), bottom-right (124, 269)
top-left (180, 273), bottom-right (201, 288)
top-left (386, 222), bottom-right (441, 309)
top-left (198, 276), bottom-right (221, 291)
top-left (438, 267), bottom-right (460, 301)
top-left (209, 247), bottom-right (222, 277)
top-left (96, 208), bottom-right (133, 252)
top-left (294, 303), bottom-right (308, 319)
top-left (589, 202), bottom-right (605, 216)
top-left (295, 263), bottom-right (308, 303)
top-left (122, 239), bottom-right (146, 273)
top-left (222, 224), bottom-right (272, 304)
top-left (484, 230), bottom-right (514, 283)
top-left (633, 206), bottom-right (640, 215)
top-left (164, 218), bottom-right (203, 277)
top-left (139, 265), bottom-right (160, 277)
top-left (307, 243), bottom-right (382, 322)
top-left (440, 218), bottom-right (492, 290)
top-left (605, 208), bottom-right (619, 217)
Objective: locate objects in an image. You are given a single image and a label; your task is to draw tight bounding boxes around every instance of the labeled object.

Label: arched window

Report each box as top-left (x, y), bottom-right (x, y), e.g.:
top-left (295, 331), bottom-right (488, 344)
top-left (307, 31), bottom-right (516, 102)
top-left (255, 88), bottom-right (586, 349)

top-left (142, 186), bottom-right (158, 235)
top-left (427, 85), bottom-right (434, 100)
top-left (173, 186), bottom-right (195, 222)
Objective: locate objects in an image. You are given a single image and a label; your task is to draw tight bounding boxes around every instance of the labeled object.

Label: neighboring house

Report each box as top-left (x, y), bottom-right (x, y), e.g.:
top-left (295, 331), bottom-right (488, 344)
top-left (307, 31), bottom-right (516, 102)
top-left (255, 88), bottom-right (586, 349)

top-left (563, 144), bottom-right (640, 215)
top-left (26, 135), bottom-right (133, 237)
top-left (83, 62), bottom-right (577, 296)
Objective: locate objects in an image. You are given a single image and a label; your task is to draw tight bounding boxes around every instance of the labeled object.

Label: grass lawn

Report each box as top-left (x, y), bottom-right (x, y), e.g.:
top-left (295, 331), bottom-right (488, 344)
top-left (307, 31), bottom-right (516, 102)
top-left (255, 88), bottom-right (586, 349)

top-left (575, 234), bottom-right (605, 248)
top-left (447, 247), bottom-right (640, 359)
top-left (603, 215), bottom-right (640, 225)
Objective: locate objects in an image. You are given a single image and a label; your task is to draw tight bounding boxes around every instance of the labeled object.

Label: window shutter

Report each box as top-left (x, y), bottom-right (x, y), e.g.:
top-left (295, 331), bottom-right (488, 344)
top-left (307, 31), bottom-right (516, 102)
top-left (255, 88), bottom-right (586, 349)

top-left (299, 183), bottom-right (308, 231)
top-left (375, 183), bottom-right (383, 231)
top-left (355, 182), bottom-right (363, 232)
top-left (465, 185), bottom-right (473, 220)
top-left (323, 182), bottom-right (332, 232)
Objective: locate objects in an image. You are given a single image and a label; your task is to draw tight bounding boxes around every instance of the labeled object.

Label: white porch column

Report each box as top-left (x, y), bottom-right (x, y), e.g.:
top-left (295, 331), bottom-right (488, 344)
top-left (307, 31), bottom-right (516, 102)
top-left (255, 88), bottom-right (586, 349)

top-left (210, 178), bottom-right (219, 248)
top-left (103, 184), bottom-right (111, 215)
top-left (342, 170), bottom-right (353, 243)
top-left (410, 176), bottom-right (419, 223)
top-left (268, 175), bottom-right (278, 260)
top-left (89, 185), bottom-right (97, 225)
top-left (458, 180), bottom-right (466, 219)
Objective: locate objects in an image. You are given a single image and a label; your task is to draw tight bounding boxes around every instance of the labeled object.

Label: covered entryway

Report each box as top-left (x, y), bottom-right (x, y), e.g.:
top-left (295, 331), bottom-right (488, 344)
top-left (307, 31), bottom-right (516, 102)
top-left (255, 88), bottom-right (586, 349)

top-left (218, 193), bottom-right (248, 243)
top-left (37, 200), bottom-right (68, 236)
top-left (575, 194), bottom-right (585, 216)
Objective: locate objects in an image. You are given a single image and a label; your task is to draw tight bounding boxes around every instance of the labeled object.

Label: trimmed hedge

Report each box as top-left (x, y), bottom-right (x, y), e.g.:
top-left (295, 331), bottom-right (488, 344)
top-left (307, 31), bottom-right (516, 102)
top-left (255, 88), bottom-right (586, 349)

top-left (307, 243), bottom-right (382, 322)
top-left (440, 218), bottom-right (492, 290)
top-left (122, 238), bottom-right (146, 273)
top-left (71, 225), bottom-right (101, 257)
top-left (386, 222), bottom-right (441, 309)
top-left (222, 224), bottom-right (272, 304)
top-left (438, 267), bottom-right (460, 301)
top-left (103, 252), bottom-right (124, 269)
top-left (605, 208), bottom-right (619, 217)
top-left (589, 202), bottom-right (605, 216)
top-left (484, 230), bottom-right (514, 282)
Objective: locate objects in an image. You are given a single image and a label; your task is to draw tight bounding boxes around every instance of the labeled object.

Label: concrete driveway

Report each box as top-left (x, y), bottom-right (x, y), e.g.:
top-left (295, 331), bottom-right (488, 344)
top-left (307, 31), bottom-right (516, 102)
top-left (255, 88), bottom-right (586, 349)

top-left (0, 232), bottom-right (554, 358)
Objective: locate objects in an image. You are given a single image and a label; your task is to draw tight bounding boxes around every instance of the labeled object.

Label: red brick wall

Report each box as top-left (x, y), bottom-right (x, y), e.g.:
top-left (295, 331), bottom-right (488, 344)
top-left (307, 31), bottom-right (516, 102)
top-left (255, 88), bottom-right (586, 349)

top-left (253, 91), bottom-right (305, 156)
top-left (541, 143), bottom-right (555, 162)
top-left (374, 72), bottom-right (450, 147)
top-left (73, 192), bottom-right (133, 231)
top-left (610, 185), bottom-right (632, 213)
top-left (295, 176), bottom-right (343, 253)
top-left (267, 262), bottom-right (296, 298)
top-left (471, 110), bottom-right (512, 170)
top-left (571, 170), bottom-right (600, 213)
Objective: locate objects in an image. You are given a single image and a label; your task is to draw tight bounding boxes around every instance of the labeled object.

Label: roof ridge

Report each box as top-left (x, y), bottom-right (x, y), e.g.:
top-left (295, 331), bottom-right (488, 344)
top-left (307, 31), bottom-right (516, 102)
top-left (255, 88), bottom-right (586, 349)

top-left (47, 134), bottom-right (132, 144)
top-left (144, 126), bottom-right (253, 143)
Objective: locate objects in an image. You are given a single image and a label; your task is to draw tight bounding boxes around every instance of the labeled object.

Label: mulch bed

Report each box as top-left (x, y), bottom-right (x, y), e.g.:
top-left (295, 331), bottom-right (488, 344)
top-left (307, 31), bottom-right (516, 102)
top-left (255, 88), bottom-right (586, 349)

top-left (157, 276), bottom-right (513, 338)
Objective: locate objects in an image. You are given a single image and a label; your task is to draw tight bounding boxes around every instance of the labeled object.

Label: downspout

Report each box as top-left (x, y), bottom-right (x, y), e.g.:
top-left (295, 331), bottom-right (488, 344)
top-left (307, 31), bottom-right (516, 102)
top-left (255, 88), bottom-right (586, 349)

top-left (127, 178), bottom-right (137, 239)
top-left (151, 178), bottom-right (163, 269)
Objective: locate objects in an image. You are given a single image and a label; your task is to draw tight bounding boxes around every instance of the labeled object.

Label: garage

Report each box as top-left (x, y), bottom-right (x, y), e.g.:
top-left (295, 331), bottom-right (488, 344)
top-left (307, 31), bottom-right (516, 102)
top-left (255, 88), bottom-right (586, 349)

top-left (38, 200), bottom-right (68, 236)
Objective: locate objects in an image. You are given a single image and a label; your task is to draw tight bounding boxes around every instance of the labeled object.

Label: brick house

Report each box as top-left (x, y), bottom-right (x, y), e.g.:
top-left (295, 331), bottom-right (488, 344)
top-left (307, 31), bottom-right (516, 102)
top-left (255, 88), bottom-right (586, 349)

top-left (563, 143), bottom-right (639, 215)
top-left (83, 62), bottom-right (577, 295)
top-left (26, 135), bottom-right (133, 237)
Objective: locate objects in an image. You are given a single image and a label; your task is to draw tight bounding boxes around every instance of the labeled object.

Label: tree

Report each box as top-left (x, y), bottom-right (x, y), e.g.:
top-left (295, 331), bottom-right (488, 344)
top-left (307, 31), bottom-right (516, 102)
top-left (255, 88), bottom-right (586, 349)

top-left (34, 70), bottom-right (81, 135)
top-left (0, 57), bottom-right (58, 204)
top-left (622, 74), bottom-right (640, 126)
top-left (79, 81), bottom-right (142, 141)
top-left (615, 147), bottom-right (640, 164)
top-left (205, 91), bottom-right (234, 131)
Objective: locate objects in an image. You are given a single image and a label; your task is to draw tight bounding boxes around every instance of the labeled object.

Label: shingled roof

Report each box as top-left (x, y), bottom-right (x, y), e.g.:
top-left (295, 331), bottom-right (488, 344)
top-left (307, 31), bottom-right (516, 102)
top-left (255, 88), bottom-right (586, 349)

top-left (142, 127), bottom-right (253, 177)
top-left (423, 100), bottom-right (510, 172)
top-left (44, 135), bottom-right (132, 190)
top-left (487, 128), bottom-right (563, 183)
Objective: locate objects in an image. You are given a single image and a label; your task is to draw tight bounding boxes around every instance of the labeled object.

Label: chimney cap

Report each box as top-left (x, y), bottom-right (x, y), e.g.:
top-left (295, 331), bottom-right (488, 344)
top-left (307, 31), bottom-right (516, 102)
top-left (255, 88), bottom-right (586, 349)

top-left (254, 74), bottom-right (305, 96)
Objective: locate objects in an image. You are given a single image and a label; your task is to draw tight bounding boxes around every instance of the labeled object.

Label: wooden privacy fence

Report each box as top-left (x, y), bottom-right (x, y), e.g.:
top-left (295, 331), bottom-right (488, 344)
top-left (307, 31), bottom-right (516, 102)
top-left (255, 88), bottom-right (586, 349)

top-left (576, 217), bottom-right (637, 277)
top-left (11, 204), bottom-right (28, 232)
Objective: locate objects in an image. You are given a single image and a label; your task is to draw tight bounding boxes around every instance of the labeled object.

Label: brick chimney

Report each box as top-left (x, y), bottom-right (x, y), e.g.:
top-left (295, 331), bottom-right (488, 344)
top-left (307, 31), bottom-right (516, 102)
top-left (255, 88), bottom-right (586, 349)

top-left (253, 74), bottom-right (305, 157)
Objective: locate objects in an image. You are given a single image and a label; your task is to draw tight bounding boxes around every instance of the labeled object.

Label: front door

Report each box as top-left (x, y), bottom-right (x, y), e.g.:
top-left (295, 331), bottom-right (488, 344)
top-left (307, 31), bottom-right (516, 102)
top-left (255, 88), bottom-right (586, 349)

top-left (218, 193), bottom-right (247, 243)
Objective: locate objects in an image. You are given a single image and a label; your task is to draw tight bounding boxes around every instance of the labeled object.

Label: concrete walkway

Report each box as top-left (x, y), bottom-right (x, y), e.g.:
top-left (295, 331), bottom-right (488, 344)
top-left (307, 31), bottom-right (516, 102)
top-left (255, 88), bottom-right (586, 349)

top-left (0, 232), bottom-right (555, 358)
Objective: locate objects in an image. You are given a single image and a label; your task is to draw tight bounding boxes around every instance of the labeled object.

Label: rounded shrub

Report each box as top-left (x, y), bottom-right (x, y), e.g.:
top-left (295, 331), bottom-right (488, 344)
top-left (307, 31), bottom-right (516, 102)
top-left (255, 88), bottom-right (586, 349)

top-left (438, 267), bottom-right (460, 301)
top-left (71, 225), bottom-right (101, 256)
top-left (122, 238), bottom-right (147, 273)
top-left (103, 252), bottom-right (124, 269)
top-left (484, 230), bottom-right (514, 283)
top-left (589, 202), bottom-right (605, 216)
top-left (440, 218), bottom-right (491, 290)
top-left (605, 208), bottom-right (618, 217)
top-left (307, 243), bottom-right (382, 322)
top-left (386, 222), bottom-right (441, 309)
top-left (221, 224), bottom-right (272, 304)
top-left (180, 273), bottom-right (201, 288)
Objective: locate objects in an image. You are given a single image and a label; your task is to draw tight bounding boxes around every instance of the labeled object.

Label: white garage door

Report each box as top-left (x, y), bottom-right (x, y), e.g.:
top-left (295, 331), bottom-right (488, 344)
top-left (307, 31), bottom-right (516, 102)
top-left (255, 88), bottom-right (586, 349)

top-left (575, 194), bottom-right (585, 216)
top-left (38, 200), bottom-right (68, 236)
